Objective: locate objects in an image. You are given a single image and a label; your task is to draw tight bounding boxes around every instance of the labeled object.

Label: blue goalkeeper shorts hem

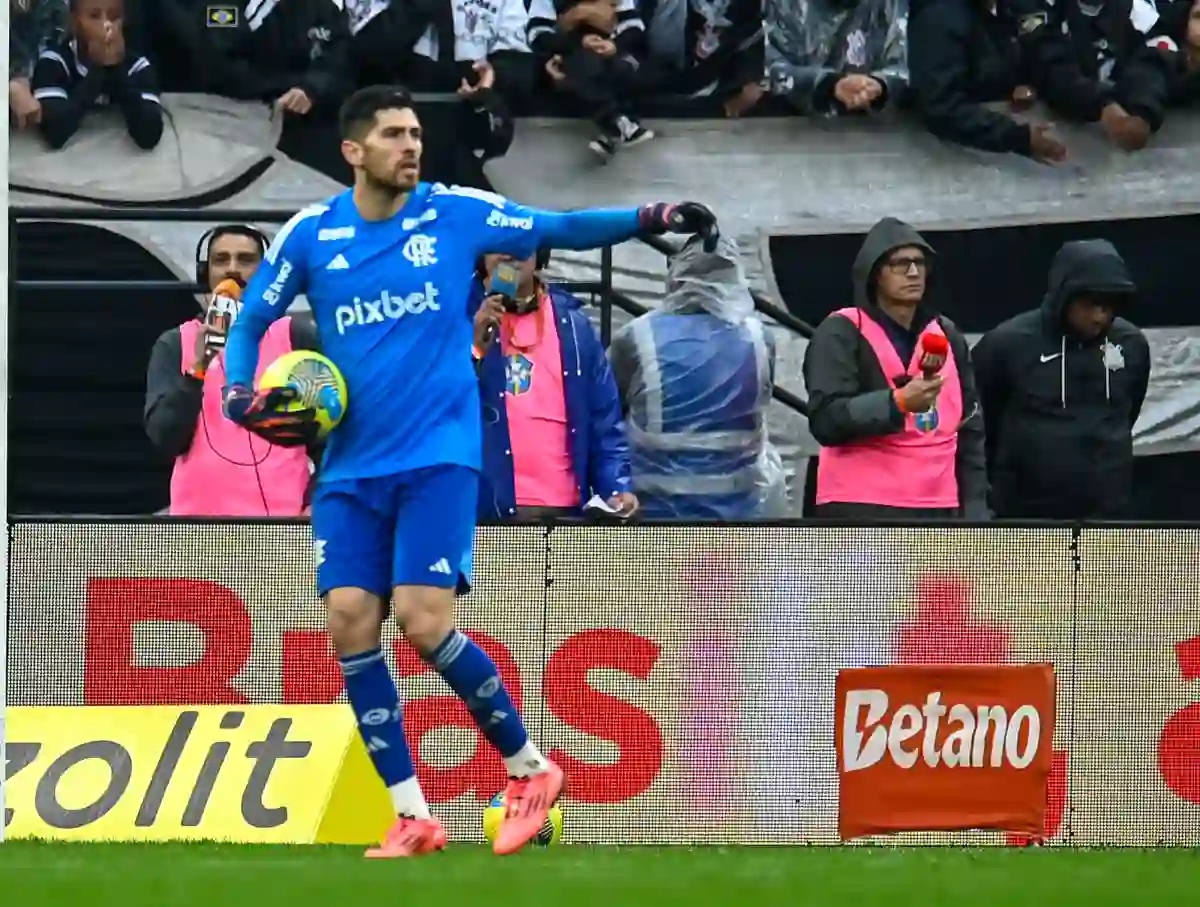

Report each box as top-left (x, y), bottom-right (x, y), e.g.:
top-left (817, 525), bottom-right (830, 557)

top-left (311, 465), bottom-right (477, 601)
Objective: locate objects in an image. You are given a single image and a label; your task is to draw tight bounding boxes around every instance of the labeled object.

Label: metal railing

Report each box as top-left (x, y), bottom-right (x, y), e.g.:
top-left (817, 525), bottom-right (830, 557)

top-left (10, 205), bottom-right (810, 417)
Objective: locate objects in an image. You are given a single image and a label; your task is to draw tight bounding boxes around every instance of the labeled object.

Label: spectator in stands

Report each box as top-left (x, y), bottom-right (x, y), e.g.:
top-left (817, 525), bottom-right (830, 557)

top-left (148, 0), bottom-right (352, 116)
top-left (609, 234), bottom-right (788, 520)
top-left (10, 0), bottom-right (67, 131)
top-left (764, 0), bottom-right (909, 117)
top-left (341, 0), bottom-right (520, 172)
top-left (1168, 0), bottom-right (1200, 103)
top-left (971, 239), bottom-right (1150, 519)
top-left (144, 225), bottom-right (321, 517)
top-left (404, 0), bottom-right (538, 114)
top-left (32, 0), bottom-right (162, 149)
top-left (471, 250), bottom-right (637, 521)
top-left (642, 0), bottom-right (767, 117)
top-left (803, 217), bottom-right (988, 519)
top-left (527, 0), bottom-right (655, 156)
top-left (1016, 0), bottom-right (1181, 150)
top-left (908, 0), bottom-right (1068, 162)
top-left (345, 0), bottom-right (442, 86)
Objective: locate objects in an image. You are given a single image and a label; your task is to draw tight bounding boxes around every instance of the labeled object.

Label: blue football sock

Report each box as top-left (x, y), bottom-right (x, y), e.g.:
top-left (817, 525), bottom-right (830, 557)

top-left (425, 629), bottom-right (528, 758)
top-left (339, 649), bottom-right (416, 787)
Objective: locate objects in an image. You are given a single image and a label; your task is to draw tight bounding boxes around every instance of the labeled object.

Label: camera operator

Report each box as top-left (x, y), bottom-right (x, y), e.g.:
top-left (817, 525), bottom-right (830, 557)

top-left (144, 225), bottom-right (321, 516)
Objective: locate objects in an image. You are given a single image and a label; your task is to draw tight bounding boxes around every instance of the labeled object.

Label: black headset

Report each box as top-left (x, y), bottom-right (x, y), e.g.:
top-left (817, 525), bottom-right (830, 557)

top-left (195, 224), bottom-right (271, 287)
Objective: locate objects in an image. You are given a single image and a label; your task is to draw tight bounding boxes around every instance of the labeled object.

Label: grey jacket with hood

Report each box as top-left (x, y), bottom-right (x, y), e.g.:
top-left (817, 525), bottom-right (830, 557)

top-left (971, 239), bottom-right (1150, 519)
top-left (803, 217), bottom-right (989, 518)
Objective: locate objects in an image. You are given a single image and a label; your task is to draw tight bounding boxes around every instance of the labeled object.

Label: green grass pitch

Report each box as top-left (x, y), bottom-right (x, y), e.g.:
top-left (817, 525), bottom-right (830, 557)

top-left (2, 842), bottom-right (1198, 905)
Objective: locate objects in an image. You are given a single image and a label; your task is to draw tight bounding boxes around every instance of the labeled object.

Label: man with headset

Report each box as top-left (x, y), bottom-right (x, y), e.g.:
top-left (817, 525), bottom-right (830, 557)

top-left (144, 224), bottom-right (321, 516)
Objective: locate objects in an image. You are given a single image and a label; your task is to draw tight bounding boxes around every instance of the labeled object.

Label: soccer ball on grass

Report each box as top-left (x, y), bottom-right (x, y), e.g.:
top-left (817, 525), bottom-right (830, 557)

top-left (482, 791), bottom-right (563, 846)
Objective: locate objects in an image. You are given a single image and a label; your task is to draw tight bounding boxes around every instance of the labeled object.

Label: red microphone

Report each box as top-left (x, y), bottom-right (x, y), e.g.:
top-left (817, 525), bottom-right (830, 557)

top-left (917, 331), bottom-right (950, 380)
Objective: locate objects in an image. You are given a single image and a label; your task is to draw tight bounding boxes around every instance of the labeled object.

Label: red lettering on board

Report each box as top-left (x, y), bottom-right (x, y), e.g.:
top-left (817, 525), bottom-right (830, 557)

top-left (84, 578), bottom-right (251, 704)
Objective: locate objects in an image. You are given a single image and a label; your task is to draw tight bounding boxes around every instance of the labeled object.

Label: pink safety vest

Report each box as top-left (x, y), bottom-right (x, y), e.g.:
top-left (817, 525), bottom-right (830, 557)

top-left (169, 317), bottom-right (311, 517)
top-left (816, 309), bottom-right (962, 510)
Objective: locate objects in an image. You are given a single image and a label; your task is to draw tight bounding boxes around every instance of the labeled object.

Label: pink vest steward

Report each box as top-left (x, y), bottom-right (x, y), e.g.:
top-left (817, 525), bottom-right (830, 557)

top-left (170, 317), bottom-right (311, 516)
top-left (816, 309), bottom-right (962, 509)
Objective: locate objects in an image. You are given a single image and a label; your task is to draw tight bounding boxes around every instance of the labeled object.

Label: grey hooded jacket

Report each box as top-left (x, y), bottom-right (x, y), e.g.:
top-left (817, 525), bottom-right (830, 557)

top-left (802, 217), bottom-right (989, 518)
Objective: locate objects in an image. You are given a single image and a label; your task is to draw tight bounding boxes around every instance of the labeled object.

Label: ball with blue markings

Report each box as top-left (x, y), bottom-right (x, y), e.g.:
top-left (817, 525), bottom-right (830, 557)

top-left (482, 791), bottom-right (563, 846)
top-left (258, 350), bottom-right (348, 440)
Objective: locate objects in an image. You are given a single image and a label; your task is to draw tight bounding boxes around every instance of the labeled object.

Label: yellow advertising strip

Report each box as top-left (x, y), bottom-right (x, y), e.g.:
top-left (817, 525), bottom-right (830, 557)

top-left (5, 707), bottom-right (394, 844)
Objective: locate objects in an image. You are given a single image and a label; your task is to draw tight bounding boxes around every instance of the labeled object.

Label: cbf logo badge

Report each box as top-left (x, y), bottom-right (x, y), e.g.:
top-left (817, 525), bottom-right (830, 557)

top-left (913, 406), bottom-right (940, 434)
top-left (506, 354), bottom-right (533, 395)
top-left (206, 5), bottom-right (238, 27)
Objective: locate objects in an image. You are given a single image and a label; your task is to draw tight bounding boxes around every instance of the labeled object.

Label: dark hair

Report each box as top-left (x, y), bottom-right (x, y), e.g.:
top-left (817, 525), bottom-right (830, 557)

top-left (206, 225), bottom-right (269, 257)
top-left (195, 224), bottom-right (270, 286)
top-left (69, 0), bottom-right (119, 12)
top-left (339, 85), bottom-right (416, 141)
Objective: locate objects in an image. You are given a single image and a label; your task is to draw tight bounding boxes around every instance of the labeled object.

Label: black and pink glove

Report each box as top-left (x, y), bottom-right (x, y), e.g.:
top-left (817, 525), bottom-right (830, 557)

top-left (222, 384), bottom-right (316, 448)
top-left (637, 202), bottom-right (720, 251)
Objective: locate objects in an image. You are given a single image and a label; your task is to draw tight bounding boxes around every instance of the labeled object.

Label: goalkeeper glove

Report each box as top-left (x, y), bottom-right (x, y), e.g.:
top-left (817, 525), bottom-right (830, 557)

top-left (638, 201), bottom-right (720, 251)
top-left (222, 384), bottom-right (316, 448)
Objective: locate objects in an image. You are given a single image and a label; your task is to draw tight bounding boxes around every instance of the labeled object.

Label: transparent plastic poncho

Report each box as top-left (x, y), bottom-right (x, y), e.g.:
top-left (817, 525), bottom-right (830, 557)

top-left (608, 235), bottom-right (788, 520)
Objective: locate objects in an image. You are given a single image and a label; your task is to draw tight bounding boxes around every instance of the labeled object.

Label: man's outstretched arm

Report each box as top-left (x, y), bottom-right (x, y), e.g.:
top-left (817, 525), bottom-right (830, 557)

top-left (436, 185), bottom-right (718, 259)
top-left (535, 203), bottom-right (717, 250)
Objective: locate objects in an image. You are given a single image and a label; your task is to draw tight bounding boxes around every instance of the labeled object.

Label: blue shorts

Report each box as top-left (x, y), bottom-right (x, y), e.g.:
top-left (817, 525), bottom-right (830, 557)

top-left (310, 465), bottom-right (478, 599)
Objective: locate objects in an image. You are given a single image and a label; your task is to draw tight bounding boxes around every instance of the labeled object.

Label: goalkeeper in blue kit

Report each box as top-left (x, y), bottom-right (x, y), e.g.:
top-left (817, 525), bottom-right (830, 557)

top-left (221, 85), bottom-right (717, 859)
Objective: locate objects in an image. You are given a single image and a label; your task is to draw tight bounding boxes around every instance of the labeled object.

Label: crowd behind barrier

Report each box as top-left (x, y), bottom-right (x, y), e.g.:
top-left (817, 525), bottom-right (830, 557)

top-left (6, 517), bottom-right (1200, 844)
top-left (9, 0), bottom-right (1200, 162)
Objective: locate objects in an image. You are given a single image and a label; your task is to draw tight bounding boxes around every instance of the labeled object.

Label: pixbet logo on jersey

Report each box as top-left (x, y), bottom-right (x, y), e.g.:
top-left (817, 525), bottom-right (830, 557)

top-left (835, 663), bottom-right (1056, 840)
top-left (334, 283), bottom-right (441, 334)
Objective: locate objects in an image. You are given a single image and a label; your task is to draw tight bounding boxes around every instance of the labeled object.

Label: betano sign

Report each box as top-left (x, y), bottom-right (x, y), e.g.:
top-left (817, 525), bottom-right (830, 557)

top-left (6, 521), bottom-right (1200, 845)
top-left (836, 665), bottom-right (1056, 840)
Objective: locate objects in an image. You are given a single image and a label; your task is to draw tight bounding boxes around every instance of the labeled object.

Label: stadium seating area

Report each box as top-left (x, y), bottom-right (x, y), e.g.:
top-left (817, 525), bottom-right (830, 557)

top-left (10, 0), bottom-right (1200, 162)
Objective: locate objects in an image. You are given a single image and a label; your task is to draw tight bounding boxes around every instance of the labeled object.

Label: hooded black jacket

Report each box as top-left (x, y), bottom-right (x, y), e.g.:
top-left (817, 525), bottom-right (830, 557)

top-left (803, 218), bottom-right (989, 518)
top-left (971, 239), bottom-right (1150, 519)
top-left (909, 0), bottom-right (1036, 156)
top-left (150, 0), bottom-right (352, 107)
top-left (1015, 0), bottom-right (1180, 128)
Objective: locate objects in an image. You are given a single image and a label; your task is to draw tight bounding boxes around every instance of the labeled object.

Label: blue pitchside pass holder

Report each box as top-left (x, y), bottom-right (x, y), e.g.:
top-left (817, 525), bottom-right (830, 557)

top-left (489, 260), bottom-right (521, 300)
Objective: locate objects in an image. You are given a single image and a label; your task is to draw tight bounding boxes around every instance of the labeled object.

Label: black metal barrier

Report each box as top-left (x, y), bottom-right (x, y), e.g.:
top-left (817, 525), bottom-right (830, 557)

top-left (10, 206), bottom-right (810, 417)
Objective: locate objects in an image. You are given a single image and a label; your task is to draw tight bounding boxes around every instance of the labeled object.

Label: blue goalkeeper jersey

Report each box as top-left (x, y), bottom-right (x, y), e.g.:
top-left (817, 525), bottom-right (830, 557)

top-left (225, 182), bottom-right (642, 483)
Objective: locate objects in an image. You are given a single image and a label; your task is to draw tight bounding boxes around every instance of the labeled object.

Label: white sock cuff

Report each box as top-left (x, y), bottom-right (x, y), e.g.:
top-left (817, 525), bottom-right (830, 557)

top-left (388, 776), bottom-right (432, 820)
top-left (503, 740), bottom-right (550, 778)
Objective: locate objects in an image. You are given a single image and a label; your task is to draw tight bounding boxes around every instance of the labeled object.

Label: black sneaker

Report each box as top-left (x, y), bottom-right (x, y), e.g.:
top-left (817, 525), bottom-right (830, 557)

top-left (616, 115), bottom-right (655, 147)
top-left (588, 132), bottom-right (619, 158)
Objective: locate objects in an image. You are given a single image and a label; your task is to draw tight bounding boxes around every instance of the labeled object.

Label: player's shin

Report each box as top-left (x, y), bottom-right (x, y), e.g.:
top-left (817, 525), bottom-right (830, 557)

top-left (339, 649), bottom-right (431, 819)
top-left (423, 628), bottom-right (550, 777)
